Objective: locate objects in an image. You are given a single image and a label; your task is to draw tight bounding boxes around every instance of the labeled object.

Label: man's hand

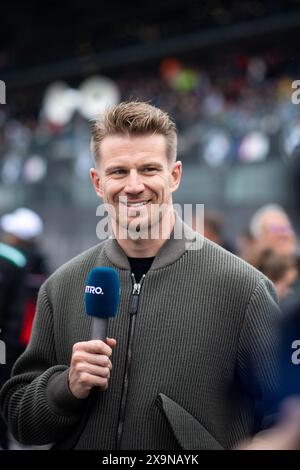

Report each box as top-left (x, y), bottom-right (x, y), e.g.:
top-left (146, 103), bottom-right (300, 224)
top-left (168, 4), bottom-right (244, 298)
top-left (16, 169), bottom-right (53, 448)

top-left (68, 338), bottom-right (116, 399)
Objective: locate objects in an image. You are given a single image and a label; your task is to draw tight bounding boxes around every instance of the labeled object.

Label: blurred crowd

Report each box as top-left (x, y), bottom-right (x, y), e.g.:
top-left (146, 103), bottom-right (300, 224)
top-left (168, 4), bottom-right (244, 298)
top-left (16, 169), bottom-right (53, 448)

top-left (1, 47), bottom-right (300, 190)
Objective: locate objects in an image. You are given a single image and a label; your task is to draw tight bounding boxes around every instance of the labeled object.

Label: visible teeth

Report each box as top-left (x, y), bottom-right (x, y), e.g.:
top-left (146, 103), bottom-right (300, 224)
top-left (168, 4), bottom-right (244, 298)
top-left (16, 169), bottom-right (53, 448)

top-left (127, 202), bottom-right (147, 206)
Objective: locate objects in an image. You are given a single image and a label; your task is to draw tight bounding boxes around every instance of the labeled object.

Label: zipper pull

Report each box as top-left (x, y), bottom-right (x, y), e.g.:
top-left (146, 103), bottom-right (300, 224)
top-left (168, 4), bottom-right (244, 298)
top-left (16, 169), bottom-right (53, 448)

top-left (129, 273), bottom-right (145, 315)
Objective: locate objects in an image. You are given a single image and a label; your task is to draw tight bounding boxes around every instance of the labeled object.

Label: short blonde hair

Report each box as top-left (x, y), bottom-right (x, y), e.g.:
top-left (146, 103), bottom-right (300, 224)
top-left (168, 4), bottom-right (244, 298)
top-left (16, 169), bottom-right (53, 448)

top-left (90, 101), bottom-right (177, 164)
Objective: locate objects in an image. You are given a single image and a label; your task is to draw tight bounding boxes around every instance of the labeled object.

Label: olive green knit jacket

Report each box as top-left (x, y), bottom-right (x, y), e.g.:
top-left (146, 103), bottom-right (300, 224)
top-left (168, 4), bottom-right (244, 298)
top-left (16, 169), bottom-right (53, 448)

top-left (0, 217), bottom-right (280, 450)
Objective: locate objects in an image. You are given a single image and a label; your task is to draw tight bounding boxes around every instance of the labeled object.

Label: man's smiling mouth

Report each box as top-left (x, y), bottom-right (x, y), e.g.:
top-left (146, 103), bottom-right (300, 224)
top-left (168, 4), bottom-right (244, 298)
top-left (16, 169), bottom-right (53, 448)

top-left (120, 199), bottom-right (152, 208)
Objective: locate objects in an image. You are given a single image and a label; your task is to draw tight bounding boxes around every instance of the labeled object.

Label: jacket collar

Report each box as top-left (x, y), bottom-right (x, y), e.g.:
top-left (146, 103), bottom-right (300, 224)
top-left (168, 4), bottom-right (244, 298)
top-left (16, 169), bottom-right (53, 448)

top-left (102, 211), bottom-right (198, 271)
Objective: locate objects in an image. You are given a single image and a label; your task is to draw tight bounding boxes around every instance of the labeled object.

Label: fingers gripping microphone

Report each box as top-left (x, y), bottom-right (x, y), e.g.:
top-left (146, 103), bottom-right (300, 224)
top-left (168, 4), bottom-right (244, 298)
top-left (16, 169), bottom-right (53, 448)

top-left (84, 267), bottom-right (120, 340)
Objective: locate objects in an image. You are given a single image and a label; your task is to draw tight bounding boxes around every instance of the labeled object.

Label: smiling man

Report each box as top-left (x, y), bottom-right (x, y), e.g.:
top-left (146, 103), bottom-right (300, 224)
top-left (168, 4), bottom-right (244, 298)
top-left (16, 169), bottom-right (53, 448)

top-left (90, 131), bottom-right (181, 254)
top-left (0, 102), bottom-right (281, 450)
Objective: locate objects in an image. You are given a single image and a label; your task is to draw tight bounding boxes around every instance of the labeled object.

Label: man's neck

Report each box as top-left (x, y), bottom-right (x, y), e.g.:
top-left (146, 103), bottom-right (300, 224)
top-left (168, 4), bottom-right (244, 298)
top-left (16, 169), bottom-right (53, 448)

top-left (115, 210), bottom-right (175, 258)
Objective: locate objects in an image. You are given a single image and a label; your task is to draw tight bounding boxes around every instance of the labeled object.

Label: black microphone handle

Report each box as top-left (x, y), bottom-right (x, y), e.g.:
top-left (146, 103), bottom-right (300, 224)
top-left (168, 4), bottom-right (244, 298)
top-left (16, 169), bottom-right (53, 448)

top-left (91, 317), bottom-right (108, 341)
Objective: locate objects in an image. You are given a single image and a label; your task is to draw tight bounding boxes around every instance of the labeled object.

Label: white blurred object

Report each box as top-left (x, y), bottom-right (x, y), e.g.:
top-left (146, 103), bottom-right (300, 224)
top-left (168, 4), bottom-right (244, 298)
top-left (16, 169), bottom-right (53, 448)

top-left (41, 77), bottom-right (120, 125)
top-left (202, 130), bottom-right (231, 167)
top-left (79, 76), bottom-right (120, 119)
top-left (0, 208), bottom-right (44, 240)
top-left (42, 82), bottom-right (80, 126)
top-left (23, 155), bottom-right (47, 183)
top-left (238, 131), bottom-right (270, 162)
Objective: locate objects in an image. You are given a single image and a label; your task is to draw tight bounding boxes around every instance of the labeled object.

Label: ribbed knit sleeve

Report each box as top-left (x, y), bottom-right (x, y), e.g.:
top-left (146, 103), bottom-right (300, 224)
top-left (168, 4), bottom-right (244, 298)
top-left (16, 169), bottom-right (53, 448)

top-left (0, 284), bottom-right (86, 445)
top-left (237, 276), bottom-right (280, 414)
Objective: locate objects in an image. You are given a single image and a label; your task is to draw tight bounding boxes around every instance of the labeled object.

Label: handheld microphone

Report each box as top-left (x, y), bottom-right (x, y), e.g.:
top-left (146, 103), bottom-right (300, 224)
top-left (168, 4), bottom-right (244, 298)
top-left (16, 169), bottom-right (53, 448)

top-left (84, 267), bottom-right (120, 341)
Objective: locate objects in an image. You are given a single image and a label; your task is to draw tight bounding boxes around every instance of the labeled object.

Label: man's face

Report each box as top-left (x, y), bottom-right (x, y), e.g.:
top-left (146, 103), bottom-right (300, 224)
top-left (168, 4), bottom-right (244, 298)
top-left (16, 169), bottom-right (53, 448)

top-left (90, 134), bottom-right (181, 236)
top-left (260, 212), bottom-right (297, 256)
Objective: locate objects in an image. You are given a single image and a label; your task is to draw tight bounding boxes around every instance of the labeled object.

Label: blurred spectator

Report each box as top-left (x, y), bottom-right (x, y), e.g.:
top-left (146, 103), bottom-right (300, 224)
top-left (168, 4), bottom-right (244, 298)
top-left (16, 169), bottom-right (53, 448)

top-left (253, 249), bottom-right (298, 300)
top-left (0, 208), bottom-right (47, 449)
top-left (248, 204), bottom-right (297, 258)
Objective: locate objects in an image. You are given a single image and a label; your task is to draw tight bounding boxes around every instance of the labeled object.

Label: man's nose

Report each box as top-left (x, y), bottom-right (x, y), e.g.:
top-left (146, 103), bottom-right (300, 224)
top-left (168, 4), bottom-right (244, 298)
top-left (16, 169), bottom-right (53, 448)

top-left (124, 170), bottom-right (145, 194)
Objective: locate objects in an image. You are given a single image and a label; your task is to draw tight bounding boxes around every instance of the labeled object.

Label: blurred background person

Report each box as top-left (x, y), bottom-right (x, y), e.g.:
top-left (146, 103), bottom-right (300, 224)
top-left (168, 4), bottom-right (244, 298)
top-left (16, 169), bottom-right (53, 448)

top-left (251, 249), bottom-right (298, 301)
top-left (239, 204), bottom-right (299, 301)
top-left (0, 207), bottom-right (47, 449)
top-left (248, 204), bottom-right (297, 259)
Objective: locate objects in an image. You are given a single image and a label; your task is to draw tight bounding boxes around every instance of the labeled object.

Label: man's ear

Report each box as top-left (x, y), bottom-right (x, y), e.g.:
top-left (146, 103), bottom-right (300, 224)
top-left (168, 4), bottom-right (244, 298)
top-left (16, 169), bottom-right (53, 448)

top-left (90, 168), bottom-right (103, 198)
top-left (169, 161), bottom-right (182, 193)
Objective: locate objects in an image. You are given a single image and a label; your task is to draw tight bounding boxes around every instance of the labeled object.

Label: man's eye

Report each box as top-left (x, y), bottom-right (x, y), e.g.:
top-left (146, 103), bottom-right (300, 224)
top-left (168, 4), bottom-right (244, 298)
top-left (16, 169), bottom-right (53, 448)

top-left (143, 167), bottom-right (157, 173)
top-left (112, 169), bottom-right (126, 175)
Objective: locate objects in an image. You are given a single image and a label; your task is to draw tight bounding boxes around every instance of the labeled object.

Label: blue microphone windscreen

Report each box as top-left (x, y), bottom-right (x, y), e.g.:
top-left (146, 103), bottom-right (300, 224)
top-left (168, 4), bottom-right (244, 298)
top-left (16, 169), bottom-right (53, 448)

top-left (85, 267), bottom-right (120, 319)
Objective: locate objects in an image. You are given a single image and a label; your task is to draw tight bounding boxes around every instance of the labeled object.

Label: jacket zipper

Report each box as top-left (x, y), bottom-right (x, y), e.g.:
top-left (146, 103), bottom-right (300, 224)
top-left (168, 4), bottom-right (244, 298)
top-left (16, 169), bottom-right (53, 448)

top-left (116, 273), bottom-right (145, 449)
